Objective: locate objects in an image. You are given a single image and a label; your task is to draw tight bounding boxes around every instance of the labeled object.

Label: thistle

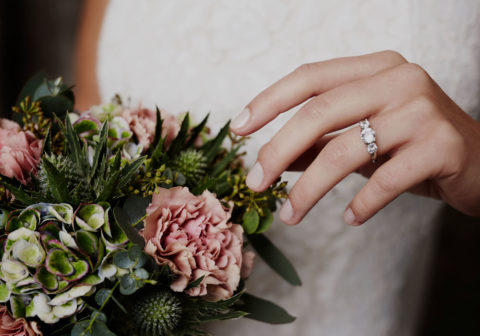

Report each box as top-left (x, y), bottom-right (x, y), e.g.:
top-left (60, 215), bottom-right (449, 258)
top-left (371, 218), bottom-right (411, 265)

top-left (132, 290), bottom-right (182, 336)
top-left (171, 149), bottom-right (207, 185)
top-left (37, 154), bottom-right (92, 201)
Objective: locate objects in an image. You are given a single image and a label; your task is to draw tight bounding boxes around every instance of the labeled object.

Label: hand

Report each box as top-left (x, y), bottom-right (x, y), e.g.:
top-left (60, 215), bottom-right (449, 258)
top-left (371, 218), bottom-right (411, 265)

top-left (230, 51), bottom-right (480, 226)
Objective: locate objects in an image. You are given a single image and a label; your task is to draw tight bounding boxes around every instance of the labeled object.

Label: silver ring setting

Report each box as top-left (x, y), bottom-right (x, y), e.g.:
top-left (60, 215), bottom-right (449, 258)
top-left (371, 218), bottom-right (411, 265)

top-left (359, 119), bottom-right (378, 162)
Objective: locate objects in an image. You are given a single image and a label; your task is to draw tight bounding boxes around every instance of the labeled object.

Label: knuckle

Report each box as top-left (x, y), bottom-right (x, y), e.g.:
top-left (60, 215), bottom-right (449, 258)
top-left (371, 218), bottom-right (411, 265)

top-left (410, 96), bottom-right (439, 125)
top-left (379, 50), bottom-right (408, 65)
top-left (398, 63), bottom-right (432, 88)
top-left (290, 181), bottom-right (316, 210)
top-left (301, 96), bottom-right (331, 121)
top-left (322, 138), bottom-right (349, 167)
top-left (258, 141), bottom-right (280, 168)
top-left (372, 169), bottom-right (397, 194)
top-left (351, 194), bottom-right (371, 220)
top-left (296, 62), bottom-right (317, 76)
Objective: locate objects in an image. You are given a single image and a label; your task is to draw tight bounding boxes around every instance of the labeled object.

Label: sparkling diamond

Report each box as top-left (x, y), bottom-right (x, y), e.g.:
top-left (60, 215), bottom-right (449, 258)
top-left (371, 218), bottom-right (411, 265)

top-left (361, 128), bottom-right (376, 144)
top-left (367, 143), bottom-right (377, 154)
top-left (359, 119), bottom-right (370, 129)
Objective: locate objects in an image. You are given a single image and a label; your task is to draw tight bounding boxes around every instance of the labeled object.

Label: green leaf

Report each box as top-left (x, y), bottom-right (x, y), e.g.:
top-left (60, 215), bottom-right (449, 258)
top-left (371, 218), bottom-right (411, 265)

top-left (210, 145), bottom-right (240, 177)
top-left (40, 158), bottom-right (72, 203)
top-left (10, 295), bottom-right (26, 318)
top-left (123, 195), bottom-right (151, 226)
top-left (95, 170), bottom-right (121, 202)
top-left (113, 207), bottom-right (145, 248)
top-left (95, 288), bottom-right (110, 306)
top-left (248, 233), bottom-right (301, 286)
top-left (89, 122), bottom-right (109, 179)
top-left (71, 321), bottom-right (91, 336)
top-left (16, 71), bottom-right (46, 104)
top-left (167, 112), bottom-right (190, 156)
top-left (186, 275), bottom-right (205, 290)
top-left (38, 95), bottom-right (72, 119)
top-left (150, 107), bottom-right (164, 152)
top-left (117, 156), bottom-right (146, 189)
top-left (113, 251), bottom-right (134, 269)
top-left (237, 293), bottom-right (295, 324)
top-left (0, 174), bottom-right (40, 205)
top-left (256, 209), bottom-right (274, 234)
top-left (201, 121), bottom-right (230, 163)
top-left (64, 114), bottom-right (86, 172)
top-left (119, 274), bottom-right (137, 295)
top-left (243, 209), bottom-right (259, 235)
top-left (185, 113), bottom-right (209, 148)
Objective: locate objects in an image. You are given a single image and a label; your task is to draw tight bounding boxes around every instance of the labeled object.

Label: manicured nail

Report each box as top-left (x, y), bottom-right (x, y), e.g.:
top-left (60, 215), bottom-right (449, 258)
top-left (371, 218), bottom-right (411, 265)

top-left (343, 208), bottom-right (361, 226)
top-left (231, 107), bottom-right (250, 129)
top-left (280, 199), bottom-right (294, 223)
top-left (246, 161), bottom-right (264, 190)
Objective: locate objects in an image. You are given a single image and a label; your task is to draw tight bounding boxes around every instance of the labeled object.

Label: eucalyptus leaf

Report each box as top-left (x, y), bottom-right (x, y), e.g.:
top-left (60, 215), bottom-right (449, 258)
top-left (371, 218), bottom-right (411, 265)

top-left (113, 207), bottom-right (145, 248)
top-left (95, 288), bottom-right (110, 306)
top-left (248, 233), bottom-right (301, 286)
top-left (243, 209), bottom-right (259, 235)
top-left (256, 209), bottom-right (274, 234)
top-left (113, 251), bottom-right (134, 269)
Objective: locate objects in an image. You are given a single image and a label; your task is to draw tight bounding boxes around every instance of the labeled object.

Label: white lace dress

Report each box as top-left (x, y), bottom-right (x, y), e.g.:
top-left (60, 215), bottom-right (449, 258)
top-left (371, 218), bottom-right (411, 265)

top-left (97, 1), bottom-right (480, 335)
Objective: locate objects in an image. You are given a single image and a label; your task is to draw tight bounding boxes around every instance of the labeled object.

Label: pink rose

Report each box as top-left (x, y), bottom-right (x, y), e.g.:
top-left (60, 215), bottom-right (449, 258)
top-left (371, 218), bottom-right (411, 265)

top-left (0, 119), bottom-right (42, 184)
top-left (0, 305), bottom-right (42, 336)
top-left (142, 187), bottom-right (244, 301)
top-left (122, 106), bottom-right (180, 149)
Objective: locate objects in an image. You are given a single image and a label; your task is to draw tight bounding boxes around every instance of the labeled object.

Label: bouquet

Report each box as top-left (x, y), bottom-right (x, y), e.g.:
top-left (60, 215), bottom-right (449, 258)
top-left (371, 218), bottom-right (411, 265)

top-left (0, 74), bottom-right (301, 336)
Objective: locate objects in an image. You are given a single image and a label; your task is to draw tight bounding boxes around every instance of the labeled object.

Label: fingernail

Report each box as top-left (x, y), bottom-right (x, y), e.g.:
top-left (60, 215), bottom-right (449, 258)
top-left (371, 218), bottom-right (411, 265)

top-left (231, 107), bottom-right (250, 129)
top-left (246, 161), bottom-right (264, 190)
top-left (280, 199), bottom-right (294, 223)
top-left (343, 208), bottom-right (361, 226)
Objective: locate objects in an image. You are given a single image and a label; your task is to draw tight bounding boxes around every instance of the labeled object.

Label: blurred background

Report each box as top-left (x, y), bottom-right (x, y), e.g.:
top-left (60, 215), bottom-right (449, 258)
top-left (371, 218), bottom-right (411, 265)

top-left (1, 1), bottom-right (479, 335)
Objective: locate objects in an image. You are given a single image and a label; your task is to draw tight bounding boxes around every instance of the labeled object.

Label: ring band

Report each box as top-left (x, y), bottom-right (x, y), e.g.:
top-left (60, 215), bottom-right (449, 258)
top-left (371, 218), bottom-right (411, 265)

top-left (359, 119), bottom-right (378, 163)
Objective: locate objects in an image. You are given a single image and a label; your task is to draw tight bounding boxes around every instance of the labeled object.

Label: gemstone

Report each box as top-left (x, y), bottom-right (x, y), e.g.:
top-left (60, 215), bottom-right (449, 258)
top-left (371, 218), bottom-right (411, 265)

top-left (367, 143), bottom-right (377, 154)
top-left (361, 128), bottom-right (376, 144)
top-left (359, 119), bottom-right (370, 129)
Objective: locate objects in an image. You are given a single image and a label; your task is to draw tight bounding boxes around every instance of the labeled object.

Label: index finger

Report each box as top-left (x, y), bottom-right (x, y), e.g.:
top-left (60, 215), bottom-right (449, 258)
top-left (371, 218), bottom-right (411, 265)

top-left (230, 50), bottom-right (407, 135)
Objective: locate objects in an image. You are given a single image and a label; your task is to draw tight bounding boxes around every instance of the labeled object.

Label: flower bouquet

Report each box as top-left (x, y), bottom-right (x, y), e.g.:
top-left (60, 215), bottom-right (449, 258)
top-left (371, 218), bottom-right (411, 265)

top-left (0, 74), bottom-right (301, 336)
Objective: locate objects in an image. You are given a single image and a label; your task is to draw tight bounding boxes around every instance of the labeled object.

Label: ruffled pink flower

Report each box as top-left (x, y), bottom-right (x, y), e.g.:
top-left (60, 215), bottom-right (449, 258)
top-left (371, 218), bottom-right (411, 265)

top-left (0, 119), bottom-right (42, 184)
top-left (0, 305), bottom-right (42, 336)
top-left (122, 106), bottom-right (180, 149)
top-left (241, 251), bottom-right (255, 279)
top-left (142, 187), bottom-right (244, 301)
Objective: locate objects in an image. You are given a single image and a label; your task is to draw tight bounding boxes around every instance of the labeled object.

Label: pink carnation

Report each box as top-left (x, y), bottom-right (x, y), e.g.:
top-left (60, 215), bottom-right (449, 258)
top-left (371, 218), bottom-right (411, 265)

top-left (142, 187), bottom-right (244, 301)
top-left (122, 106), bottom-right (180, 149)
top-left (0, 119), bottom-right (42, 184)
top-left (0, 305), bottom-right (42, 336)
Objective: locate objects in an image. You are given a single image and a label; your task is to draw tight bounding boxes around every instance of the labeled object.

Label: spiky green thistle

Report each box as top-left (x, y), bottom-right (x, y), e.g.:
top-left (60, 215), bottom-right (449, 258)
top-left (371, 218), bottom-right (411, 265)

top-left (38, 153), bottom-right (92, 201)
top-left (132, 290), bottom-right (182, 336)
top-left (171, 149), bottom-right (207, 184)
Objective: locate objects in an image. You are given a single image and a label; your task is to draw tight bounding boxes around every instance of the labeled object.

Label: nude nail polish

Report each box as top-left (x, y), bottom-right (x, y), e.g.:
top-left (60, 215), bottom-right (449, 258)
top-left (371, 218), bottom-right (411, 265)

top-left (231, 107), bottom-right (250, 129)
top-left (246, 161), bottom-right (263, 190)
top-left (280, 199), bottom-right (294, 223)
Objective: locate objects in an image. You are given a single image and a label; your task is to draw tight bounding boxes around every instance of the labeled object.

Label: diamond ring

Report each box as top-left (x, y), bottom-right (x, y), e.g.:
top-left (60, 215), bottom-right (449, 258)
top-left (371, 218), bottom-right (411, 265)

top-left (359, 119), bottom-right (378, 163)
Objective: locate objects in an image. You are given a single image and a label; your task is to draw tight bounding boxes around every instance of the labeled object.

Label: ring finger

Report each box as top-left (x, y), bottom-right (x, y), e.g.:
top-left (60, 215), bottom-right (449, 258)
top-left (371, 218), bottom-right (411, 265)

top-left (279, 101), bottom-right (421, 225)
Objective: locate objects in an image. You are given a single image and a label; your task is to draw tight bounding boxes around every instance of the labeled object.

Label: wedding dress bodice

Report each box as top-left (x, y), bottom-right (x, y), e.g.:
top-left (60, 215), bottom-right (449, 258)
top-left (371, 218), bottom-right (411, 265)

top-left (97, 1), bottom-right (480, 335)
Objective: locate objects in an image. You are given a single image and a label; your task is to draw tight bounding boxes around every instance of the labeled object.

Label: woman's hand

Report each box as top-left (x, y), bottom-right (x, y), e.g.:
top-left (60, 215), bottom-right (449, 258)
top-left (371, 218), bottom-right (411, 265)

top-left (230, 51), bottom-right (480, 226)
